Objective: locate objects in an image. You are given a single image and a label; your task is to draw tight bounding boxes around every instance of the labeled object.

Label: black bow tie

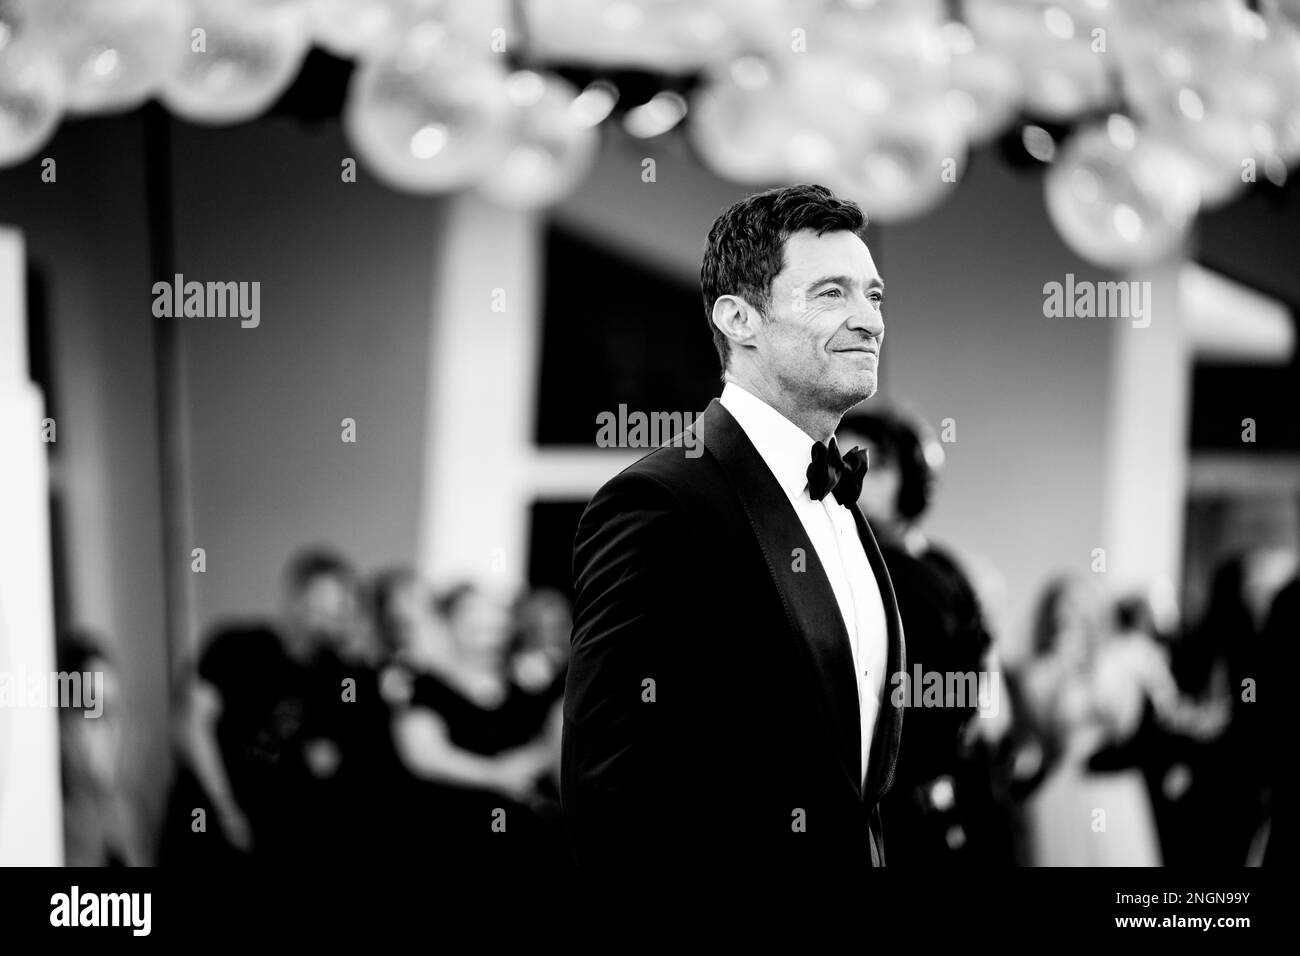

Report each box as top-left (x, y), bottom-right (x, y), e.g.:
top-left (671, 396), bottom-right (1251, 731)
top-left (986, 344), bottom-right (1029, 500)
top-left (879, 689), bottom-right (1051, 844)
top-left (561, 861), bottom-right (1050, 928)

top-left (807, 437), bottom-right (869, 507)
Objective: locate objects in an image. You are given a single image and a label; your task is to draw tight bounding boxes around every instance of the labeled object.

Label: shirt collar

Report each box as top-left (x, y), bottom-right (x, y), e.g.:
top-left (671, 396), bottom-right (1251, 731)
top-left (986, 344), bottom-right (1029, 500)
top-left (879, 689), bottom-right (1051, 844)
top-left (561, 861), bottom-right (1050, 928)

top-left (719, 381), bottom-right (820, 502)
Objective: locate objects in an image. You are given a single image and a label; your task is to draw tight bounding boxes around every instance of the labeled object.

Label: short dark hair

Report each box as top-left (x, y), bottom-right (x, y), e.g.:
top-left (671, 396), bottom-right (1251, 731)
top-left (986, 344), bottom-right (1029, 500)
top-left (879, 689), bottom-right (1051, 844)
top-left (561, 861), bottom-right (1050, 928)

top-left (283, 547), bottom-right (356, 596)
top-left (700, 183), bottom-right (867, 375)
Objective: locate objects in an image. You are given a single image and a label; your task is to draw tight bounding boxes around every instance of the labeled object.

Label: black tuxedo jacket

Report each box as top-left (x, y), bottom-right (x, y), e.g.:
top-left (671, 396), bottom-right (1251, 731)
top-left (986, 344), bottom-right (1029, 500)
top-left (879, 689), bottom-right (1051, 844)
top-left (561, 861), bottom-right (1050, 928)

top-left (561, 398), bottom-right (906, 878)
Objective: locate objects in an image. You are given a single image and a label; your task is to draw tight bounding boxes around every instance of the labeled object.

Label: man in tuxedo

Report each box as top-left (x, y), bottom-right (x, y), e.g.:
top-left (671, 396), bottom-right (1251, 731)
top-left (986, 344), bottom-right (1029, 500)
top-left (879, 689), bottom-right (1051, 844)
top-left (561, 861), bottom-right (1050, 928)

top-left (562, 183), bottom-right (905, 880)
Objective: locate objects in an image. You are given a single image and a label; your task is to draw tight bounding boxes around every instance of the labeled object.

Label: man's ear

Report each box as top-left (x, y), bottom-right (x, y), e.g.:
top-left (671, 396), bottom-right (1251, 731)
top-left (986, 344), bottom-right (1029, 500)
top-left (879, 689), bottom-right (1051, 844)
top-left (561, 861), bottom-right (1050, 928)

top-left (711, 294), bottom-right (759, 353)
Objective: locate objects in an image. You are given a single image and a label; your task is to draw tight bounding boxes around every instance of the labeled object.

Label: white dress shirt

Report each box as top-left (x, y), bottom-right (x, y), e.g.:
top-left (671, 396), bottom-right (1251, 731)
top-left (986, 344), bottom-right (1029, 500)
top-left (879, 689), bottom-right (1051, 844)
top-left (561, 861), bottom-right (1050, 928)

top-left (720, 381), bottom-right (888, 789)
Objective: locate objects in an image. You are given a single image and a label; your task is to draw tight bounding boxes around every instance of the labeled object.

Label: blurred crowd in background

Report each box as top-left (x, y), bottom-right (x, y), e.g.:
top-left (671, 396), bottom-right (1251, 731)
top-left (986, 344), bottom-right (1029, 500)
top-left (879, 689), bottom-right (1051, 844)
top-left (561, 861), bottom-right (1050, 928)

top-left (843, 409), bottom-right (1294, 870)
top-left (53, 408), bottom-right (1294, 870)
top-left (60, 561), bottom-right (571, 869)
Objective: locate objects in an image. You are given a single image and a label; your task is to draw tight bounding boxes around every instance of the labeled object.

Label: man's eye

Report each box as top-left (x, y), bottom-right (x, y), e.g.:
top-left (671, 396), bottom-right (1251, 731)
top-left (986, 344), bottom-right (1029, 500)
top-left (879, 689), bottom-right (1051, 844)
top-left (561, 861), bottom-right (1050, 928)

top-left (821, 288), bottom-right (842, 298)
top-left (870, 292), bottom-right (883, 304)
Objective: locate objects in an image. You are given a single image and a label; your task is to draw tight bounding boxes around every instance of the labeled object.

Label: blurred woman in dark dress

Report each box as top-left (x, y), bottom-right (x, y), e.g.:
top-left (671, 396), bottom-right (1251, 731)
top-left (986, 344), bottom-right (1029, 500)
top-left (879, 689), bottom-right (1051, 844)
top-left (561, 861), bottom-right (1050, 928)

top-left (372, 574), bottom-right (565, 868)
top-left (838, 409), bottom-right (1049, 867)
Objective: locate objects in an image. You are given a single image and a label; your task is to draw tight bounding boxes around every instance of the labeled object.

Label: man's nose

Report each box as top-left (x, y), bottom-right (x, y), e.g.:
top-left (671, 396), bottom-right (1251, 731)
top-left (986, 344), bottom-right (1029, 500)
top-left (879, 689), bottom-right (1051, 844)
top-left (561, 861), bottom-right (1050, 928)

top-left (847, 295), bottom-right (884, 338)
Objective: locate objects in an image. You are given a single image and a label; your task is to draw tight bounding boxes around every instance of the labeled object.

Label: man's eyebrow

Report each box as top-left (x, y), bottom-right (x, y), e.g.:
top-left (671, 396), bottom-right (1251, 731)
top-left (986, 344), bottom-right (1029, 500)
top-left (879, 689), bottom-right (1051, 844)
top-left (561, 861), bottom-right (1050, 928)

top-left (805, 274), bottom-right (885, 291)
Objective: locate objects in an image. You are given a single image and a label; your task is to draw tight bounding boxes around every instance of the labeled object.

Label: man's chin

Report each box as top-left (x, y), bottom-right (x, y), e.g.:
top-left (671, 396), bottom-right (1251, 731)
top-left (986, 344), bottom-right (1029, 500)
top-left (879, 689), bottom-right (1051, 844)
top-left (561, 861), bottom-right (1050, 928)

top-left (823, 377), bottom-right (876, 414)
top-left (849, 372), bottom-right (878, 404)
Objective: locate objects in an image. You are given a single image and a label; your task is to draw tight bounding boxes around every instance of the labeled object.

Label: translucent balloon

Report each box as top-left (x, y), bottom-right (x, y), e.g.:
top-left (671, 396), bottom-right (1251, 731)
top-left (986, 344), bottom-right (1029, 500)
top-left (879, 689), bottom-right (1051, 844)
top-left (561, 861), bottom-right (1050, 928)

top-left (473, 72), bottom-right (600, 210)
top-left (1021, 38), bottom-right (1112, 120)
top-left (965, 0), bottom-right (1116, 120)
top-left (527, 0), bottom-right (784, 72)
top-left (1123, 62), bottom-right (1258, 207)
top-left (942, 22), bottom-right (1023, 144)
top-left (1246, 11), bottom-right (1300, 162)
top-left (830, 97), bottom-right (967, 222)
top-left (689, 0), bottom-right (954, 187)
top-left (310, 0), bottom-right (416, 59)
top-left (688, 56), bottom-right (809, 185)
top-left (1112, 0), bottom-right (1272, 206)
top-left (789, 4), bottom-right (951, 102)
top-left (28, 0), bottom-right (188, 115)
top-left (967, 0), bottom-right (1120, 45)
top-left (1114, 0), bottom-right (1253, 51)
top-left (342, 21), bottom-right (513, 192)
top-left (0, 32), bottom-right (64, 167)
top-left (767, 10), bottom-right (964, 220)
top-left (1045, 117), bottom-right (1202, 268)
top-left (160, 0), bottom-right (311, 124)
top-left (781, 54), bottom-right (910, 181)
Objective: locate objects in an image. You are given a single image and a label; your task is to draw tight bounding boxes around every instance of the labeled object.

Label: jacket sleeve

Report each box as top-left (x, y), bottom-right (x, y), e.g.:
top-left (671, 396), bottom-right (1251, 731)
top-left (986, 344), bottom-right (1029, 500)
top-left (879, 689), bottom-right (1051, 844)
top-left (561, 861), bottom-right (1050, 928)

top-left (560, 470), bottom-right (692, 874)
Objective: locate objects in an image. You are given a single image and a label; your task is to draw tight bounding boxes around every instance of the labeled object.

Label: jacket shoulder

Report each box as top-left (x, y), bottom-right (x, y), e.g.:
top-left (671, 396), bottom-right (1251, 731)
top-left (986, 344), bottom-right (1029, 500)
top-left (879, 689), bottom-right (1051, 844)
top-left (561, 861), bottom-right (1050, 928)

top-left (589, 440), bottom-right (718, 507)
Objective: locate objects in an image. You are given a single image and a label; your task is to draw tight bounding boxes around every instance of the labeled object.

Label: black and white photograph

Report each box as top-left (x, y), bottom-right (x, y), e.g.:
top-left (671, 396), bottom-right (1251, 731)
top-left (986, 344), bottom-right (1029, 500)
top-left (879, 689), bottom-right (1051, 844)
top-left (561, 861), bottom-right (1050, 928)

top-left (0, 0), bottom-right (1292, 939)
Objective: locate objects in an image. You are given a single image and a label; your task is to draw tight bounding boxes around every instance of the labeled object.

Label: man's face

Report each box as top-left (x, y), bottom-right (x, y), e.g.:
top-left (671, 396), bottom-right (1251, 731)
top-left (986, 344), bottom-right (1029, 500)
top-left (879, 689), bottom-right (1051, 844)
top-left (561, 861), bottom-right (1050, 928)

top-left (755, 229), bottom-right (884, 409)
top-left (290, 573), bottom-right (359, 650)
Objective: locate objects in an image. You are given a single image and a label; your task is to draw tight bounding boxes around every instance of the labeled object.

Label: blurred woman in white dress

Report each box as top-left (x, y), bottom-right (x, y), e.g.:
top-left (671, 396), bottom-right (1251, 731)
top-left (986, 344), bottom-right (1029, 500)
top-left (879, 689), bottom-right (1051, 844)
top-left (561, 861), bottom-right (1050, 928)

top-left (1020, 577), bottom-right (1177, 866)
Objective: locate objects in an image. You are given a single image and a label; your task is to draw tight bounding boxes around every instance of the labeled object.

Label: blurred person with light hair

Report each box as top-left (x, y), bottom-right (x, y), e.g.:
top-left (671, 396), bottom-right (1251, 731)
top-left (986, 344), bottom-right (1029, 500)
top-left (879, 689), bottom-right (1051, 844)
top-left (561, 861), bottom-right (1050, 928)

top-left (370, 567), bottom-right (457, 699)
top-left (57, 631), bottom-right (148, 866)
top-left (380, 580), bottom-right (564, 866)
top-left (1020, 576), bottom-right (1179, 866)
top-left (1082, 586), bottom-right (1231, 866)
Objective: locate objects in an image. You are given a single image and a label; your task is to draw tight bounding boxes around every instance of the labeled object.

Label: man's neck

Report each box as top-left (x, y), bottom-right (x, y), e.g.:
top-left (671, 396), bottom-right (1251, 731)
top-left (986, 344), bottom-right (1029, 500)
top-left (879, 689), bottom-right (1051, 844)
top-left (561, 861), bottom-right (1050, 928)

top-left (724, 372), bottom-right (840, 443)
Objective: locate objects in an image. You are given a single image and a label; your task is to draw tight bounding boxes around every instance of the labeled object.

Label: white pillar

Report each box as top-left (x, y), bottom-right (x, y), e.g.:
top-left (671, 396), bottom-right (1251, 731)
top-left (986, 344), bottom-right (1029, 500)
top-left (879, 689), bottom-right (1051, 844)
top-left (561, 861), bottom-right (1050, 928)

top-left (1101, 259), bottom-right (1189, 599)
top-left (416, 195), bottom-right (705, 596)
top-left (0, 226), bottom-right (62, 865)
top-left (417, 193), bottom-right (543, 591)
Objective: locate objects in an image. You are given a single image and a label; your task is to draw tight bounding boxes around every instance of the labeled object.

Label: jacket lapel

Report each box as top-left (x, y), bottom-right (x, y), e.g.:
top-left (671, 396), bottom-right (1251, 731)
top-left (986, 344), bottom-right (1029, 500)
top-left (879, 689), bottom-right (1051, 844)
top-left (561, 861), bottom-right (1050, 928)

top-left (695, 399), bottom-right (864, 798)
top-left (849, 504), bottom-right (906, 807)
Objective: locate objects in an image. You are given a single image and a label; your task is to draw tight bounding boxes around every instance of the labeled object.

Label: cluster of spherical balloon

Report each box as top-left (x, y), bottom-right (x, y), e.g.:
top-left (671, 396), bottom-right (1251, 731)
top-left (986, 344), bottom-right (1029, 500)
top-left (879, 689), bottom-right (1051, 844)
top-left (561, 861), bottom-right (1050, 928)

top-left (690, 0), bottom-right (1300, 268)
top-left (0, 0), bottom-right (609, 210)
top-left (2, 0), bottom-right (1299, 267)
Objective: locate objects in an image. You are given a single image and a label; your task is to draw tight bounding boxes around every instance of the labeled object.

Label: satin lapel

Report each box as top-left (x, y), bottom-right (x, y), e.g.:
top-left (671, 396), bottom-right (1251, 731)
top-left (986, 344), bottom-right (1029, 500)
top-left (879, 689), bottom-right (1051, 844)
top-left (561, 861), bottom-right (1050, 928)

top-left (849, 503), bottom-right (906, 806)
top-left (695, 398), bottom-right (863, 797)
